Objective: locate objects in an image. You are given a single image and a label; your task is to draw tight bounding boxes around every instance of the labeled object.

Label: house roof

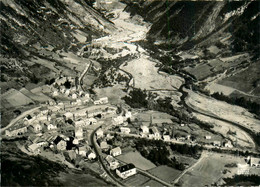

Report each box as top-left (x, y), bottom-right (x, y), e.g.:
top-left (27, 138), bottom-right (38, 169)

top-left (117, 163), bottom-right (135, 173)
top-left (111, 147), bottom-right (121, 153)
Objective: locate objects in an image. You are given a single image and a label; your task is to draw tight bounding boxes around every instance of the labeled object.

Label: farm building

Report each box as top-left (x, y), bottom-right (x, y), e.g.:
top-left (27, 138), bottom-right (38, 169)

top-left (94, 97), bottom-right (108, 105)
top-left (110, 147), bottom-right (122, 157)
top-left (116, 163), bottom-right (136, 179)
top-left (120, 127), bottom-right (131, 134)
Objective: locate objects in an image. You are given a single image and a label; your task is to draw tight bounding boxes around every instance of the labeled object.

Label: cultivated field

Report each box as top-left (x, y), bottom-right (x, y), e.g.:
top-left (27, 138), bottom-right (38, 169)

top-left (148, 165), bottom-right (181, 183)
top-left (124, 173), bottom-right (150, 186)
top-left (94, 85), bottom-right (127, 105)
top-left (218, 61), bottom-right (260, 96)
top-left (178, 152), bottom-right (248, 187)
top-left (116, 151), bottom-right (156, 170)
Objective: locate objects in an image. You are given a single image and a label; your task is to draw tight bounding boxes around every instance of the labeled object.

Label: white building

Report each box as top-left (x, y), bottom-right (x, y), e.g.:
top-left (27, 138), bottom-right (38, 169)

top-left (250, 157), bottom-right (260, 167)
top-left (140, 124), bottom-right (149, 134)
top-left (63, 112), bottom-right (73, 120)
top-left (29, 123), bottom-right (42, 133)
top-left (28, 143), bottom-right (40, 154)
top-left (106, 155), bottom-right (119, 170)
top-left (87, 150), bottom-right (96, 160)
top-left (110, 147), bottom-right (122, 157)
top-left (57, 140), bottom-right (67, 151)
top-left (78, 146), bottom-right (87, 156)
top-left (72, 93), bottom-right (77, 99)
top-left (116, 164), bottom-right (136, 179)
top-left (124, 111), bottom-right (132, 119)
top-left (151, 126), bottom-right (161, 140)
top-left (120, 127), bottom-right (131, 134)
top-left (96, 128), bottom-right (103, 138)
top-left (205, 135), bottom-right (212, 140)
top-left (94, 97), bottom-right (108, 105)
top-left (44, 123), bottom-right (57, 131)
top-left (75, 126), bottom-right (83, 140)
top-left (113, 116), bottom-right (124, 125)
top-left (163, 135), bottom-right (171, 141)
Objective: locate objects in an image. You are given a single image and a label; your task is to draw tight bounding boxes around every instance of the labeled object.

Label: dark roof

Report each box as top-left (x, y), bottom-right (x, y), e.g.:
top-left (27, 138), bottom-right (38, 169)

top-left (53, 136), bottom-right (63, 145)
top-left (117, 164), bottom-right (135, 173)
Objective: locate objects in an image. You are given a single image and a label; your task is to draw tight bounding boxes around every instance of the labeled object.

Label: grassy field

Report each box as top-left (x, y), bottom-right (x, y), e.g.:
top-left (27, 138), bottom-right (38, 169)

top-left (124, 173), bottom-right (150, 186)
top-left (94, 85), bottom-right (127, 105)
top-left (218, 61), bottom-right (260, 96)
top-left (142, 179), bottom-right (164, 186)
top-left (120, 55), bottom-right (184, 90)
top-left (185, 90), bottom-right (260, 133)
top-left (148, 165), bottom-right (181, 183)
top-left (178, 153), bottom-right (247, 187)
top-left (116, 151), bottom-right (156, 170)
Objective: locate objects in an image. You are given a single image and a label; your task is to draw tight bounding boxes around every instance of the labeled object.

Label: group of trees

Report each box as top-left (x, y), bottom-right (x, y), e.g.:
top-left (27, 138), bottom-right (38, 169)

top-left (223, 174), bottom-right (260, 186)
top-left (134, 138), bottom-right (200, 171)
top-left (122, 88), bottom-right (148, 108)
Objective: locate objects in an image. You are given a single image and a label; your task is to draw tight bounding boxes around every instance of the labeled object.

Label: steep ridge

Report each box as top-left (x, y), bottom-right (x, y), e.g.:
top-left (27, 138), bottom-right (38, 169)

top-left (0, 0), bottom-right (115, 92)
top-left (124, 1), bottom-right (259, 56)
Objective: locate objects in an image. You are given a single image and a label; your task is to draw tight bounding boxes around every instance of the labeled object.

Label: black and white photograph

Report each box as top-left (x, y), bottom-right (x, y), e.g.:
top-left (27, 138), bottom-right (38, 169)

top-left (1, 0), bottom-right (260, 186)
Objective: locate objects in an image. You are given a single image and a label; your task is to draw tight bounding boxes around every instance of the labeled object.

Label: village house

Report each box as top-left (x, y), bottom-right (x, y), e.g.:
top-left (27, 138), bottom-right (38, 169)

top-left (94, 97), bottom-right (108, 105)
top-left (78, 146), bottom-right (87, 156)
top-left (57, 140), bottom-right (67, 151)
top-left (73, 138), bottom-right (79, 145)
top-left (140, 125), bottom-right (149, 134)
top-left (65, 89), bottom-right (70, 96)
top-left (205, 135), bottom-right (212, 140)
top-left (52, 90), bottom-right (59, 97)
top-left (113, 116), bottom-right (124, 125)
top-left (100, 141), bottom-right (109, 150)
top-left (110, 147), bottom-right (122, 157)
top-left (43, 123), bottom-right (57, 131)
top-left (28, 123), bottom-right (42, 133)
top-left (86, 150), bottom-right (96, 160)
top-left (124, 111), bottom-right (132, 120)
top-left (163, 135), bottom-right (171, 141)
top-left (89, 117), bottom-right (98, 125)
top-left (250, 157), bottom-right (260, 167)
top-left (106, 155), bottom-right (120, 170)
top-left (116, 163), bottom-right (136, 179)
top-left (96, 128), bottom-right (104, 138)
top-left (63, 112), bottom-right (73, 120)
top-left (213, 141), bottom-right (221, 147)
top-left (27, 143), bottom-right (41, 154)
top-left (72, 93), bottom-right (77, 99)
top-left (151, 126), bottom-right (161, 140)
top-left (223, 141), bottom-right (233, 148)
top-left (53, 136), bottom-right (67, 151)
top-left (75, 126), bottom-right (83, 140)
top-left (120, 127), bottom-right (131, 134)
